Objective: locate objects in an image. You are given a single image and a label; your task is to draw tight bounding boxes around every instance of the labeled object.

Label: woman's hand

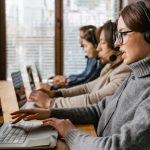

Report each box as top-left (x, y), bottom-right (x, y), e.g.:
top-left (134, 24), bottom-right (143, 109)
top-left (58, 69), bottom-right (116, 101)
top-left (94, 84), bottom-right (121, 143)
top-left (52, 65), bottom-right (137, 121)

top-left (11, 108), bottom-right (50, 124)
top-left (29, 90), bottom-right (53, 109)
top-left (42, 118), bottom-right (76, 137)
top-left (52, 75), bottom-right (67, 87)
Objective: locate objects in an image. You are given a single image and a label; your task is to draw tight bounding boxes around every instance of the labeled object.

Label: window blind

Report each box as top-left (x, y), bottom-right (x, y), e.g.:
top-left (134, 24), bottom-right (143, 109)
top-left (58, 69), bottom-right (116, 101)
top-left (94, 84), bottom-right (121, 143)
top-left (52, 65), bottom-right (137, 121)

top-left (6, 0), bottom-right (55, 81)
top-left (63, 0), bottom-right (119, 76)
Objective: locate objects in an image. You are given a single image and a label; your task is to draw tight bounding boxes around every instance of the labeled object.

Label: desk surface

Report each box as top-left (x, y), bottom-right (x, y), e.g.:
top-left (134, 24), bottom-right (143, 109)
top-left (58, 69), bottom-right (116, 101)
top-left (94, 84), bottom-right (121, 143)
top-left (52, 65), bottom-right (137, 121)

top-left (0, 80), bottom-right (96, 150)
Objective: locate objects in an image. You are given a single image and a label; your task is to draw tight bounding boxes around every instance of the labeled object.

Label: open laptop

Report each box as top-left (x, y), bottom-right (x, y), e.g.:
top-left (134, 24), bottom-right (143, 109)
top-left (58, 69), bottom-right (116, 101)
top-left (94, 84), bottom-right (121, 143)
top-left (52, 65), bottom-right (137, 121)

top-left (0, 98), bottom-right (3, 127)
top-left (35, 64), bottom-right (42, 83)
top-left (0, 71), bottom-right (58, 149)
top-left (11, 70), bottom-right (40, 109)
top-left (0, 108), bottom-right (58, 149)
top-left (35, 64), bottom-right (53, 86)
top-left (26, 66), bottom-right (36, 91)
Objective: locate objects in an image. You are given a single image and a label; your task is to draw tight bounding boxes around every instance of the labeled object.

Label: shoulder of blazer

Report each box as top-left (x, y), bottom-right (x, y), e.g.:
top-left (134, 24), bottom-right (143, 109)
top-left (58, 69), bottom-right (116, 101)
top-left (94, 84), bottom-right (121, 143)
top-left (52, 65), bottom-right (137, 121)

top-left (111, 62), bottom-right (132, 75)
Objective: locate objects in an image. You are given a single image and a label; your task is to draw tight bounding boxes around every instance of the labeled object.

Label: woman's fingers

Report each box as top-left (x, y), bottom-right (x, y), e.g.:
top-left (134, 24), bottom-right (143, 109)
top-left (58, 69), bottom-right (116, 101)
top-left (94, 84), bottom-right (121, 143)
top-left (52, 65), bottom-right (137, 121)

top-left (11, 113), bottom-right (24, 119)
top-left (24, 113), bottom-right (39, 120)
top-left (12, 113), bottom-right (28, 124)
top-left (43, 118), bottom-right (58, 123)
top-left (11, 109), bottom-right (34, 115)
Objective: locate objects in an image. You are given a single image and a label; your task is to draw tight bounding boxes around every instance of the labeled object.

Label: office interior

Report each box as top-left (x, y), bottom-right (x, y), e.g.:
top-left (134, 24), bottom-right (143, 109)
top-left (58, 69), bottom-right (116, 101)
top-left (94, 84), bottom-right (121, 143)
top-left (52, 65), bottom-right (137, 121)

top-left (0, 0), bottom-right (139, 149)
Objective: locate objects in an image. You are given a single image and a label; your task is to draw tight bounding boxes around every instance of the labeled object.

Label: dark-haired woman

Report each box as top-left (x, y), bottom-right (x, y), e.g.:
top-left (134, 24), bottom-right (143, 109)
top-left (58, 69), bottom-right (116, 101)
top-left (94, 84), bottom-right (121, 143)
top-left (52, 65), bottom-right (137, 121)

top-left (51, 26), bottom-right (105, 90)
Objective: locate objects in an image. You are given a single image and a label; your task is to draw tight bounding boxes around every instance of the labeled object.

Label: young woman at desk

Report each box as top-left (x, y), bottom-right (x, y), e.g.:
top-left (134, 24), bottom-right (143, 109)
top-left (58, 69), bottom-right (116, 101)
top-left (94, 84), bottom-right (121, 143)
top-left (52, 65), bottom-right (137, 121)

top-left (51, 25), bottom-right (105, 90)
top-left (11, 1), bottom-right (150, 149)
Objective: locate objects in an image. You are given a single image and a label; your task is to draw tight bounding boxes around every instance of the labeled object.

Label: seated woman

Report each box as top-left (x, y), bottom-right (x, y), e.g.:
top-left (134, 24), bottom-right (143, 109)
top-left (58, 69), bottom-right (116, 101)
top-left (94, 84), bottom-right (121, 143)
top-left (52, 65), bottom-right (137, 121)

top-left (28, 20), bottom-right (131, 109)
top-left (11, 1), bottom-right (150, 149)
top-left (51, 26), bottom-right (105, 90)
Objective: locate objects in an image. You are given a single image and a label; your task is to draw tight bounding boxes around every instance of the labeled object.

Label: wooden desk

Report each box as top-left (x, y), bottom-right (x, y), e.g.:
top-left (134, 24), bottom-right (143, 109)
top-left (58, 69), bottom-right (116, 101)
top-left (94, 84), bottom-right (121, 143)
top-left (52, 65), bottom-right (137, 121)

top-left (0, 80), bottom-right (96, 150)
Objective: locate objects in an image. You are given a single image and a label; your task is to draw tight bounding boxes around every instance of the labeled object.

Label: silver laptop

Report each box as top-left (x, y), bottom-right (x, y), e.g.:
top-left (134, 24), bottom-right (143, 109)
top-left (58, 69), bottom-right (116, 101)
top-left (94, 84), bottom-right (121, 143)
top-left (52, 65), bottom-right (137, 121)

top-left (35, 64), bottom-right (42, 83)
top-left (11, 70), bottom-right (35, 109)
top-left (35, 64), bottom-right (53, 86)
top-left (26, 66), bottom-right (36, 91)
top-left (0, 110), bottom-right (58, 149)
top-left (0, 71), bottom-right (58, 149)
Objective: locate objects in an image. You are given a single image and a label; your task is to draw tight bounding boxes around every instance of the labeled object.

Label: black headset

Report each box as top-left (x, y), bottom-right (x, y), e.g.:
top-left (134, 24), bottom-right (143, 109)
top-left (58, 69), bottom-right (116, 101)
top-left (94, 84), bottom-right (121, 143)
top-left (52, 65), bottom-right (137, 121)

top-left (87, 28), bottom-right (98, 49)
top-left (137, 1), bottom-right (150, 43)
top-left (108, 21), bottom-right (120, 62)
top-left (112, 22), bottom-right (119, 51)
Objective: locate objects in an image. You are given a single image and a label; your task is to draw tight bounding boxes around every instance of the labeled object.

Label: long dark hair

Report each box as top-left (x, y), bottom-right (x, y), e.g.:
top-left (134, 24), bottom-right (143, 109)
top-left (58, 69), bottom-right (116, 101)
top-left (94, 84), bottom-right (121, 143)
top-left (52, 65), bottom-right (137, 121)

top-left (98, 20), bottom-right (117, 50)
top-left (79, 25), bottom-right (96, 33)
top-left (83, 28), bottom-right (98, 48)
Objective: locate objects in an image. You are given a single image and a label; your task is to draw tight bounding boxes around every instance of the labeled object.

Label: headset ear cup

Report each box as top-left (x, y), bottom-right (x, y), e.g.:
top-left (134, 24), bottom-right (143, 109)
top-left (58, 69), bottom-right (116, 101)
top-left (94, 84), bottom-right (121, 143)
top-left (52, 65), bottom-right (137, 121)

top-left (144, 30), bottom-right (150, 43)
top-left (112, 22), bottom-right (119, 51)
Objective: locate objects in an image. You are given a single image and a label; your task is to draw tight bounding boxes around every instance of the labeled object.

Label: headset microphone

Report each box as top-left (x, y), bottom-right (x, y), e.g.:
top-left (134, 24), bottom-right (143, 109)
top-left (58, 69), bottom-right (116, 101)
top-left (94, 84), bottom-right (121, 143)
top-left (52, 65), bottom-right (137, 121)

top-left (109, 51), bottom-right (123, 62)
top-left (109, 55), bottom-right (117, 62)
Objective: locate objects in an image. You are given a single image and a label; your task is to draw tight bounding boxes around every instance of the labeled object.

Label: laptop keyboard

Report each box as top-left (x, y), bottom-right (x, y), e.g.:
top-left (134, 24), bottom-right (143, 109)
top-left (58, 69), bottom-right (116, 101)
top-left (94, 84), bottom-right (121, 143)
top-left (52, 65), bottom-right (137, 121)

top-left (0, 122), bottom-right (33, 144)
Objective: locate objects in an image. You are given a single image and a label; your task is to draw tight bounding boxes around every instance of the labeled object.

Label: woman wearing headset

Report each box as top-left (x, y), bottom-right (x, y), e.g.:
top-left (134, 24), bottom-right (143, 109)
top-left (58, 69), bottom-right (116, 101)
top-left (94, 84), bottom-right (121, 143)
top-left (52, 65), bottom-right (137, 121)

top-left (51, 28), bottom-right (105, 90)
top-left (27, 20), bottom-right (130, 109)
top-left (11, 1), bottom-right (150, 148)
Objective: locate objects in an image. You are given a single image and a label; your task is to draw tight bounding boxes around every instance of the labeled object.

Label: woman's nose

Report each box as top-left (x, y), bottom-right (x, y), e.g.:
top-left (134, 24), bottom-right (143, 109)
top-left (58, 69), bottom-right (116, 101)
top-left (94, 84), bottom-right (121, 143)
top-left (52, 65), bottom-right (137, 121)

top-left (96, 43), bottom-right (101, 52)
top-left (114, 39), bottom-right (120, 48)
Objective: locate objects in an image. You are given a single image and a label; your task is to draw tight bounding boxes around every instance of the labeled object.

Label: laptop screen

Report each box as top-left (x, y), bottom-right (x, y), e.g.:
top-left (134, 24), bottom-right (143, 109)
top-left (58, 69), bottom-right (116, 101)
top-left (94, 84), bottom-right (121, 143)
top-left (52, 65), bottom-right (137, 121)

top-left (0, 98), bottom-right (4, 126)
top-left (11, 71), bottom-right (27, 108)
top-left (35, 64), bottom-right (42, 83)
top-left (26, 66), bottom-right (36, 91)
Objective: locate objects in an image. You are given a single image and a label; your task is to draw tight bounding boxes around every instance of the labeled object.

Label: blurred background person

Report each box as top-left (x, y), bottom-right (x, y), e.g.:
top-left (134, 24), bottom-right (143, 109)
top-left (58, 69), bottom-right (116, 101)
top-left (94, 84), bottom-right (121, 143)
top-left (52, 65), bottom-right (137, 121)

top-left (51, 25), bottom-right (105, 90)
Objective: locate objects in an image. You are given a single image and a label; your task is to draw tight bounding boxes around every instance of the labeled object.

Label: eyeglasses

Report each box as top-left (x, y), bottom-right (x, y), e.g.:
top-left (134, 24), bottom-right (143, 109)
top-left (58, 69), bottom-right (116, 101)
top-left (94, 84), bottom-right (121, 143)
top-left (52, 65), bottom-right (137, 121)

top-left (115, 30), bottom-right (133, 44)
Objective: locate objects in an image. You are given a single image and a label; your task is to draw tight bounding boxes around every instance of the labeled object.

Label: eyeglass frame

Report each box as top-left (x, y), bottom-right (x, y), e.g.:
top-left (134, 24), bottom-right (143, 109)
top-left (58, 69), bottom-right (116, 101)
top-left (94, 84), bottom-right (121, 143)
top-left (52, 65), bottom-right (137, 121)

top-left (115, 30), bottom-right (133, 45)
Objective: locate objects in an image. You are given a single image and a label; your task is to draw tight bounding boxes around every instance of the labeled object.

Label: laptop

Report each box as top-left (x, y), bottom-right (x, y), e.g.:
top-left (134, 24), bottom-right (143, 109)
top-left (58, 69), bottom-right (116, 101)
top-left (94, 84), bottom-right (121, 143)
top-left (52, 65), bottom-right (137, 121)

top-left (11, 70), bottom-right (45, 109)
top-left (11, 71), bottom-right (29, 108)
top-left (26, 66), bottom-right (36, 91)
top-left (35, 64), bottom-right (42, 83)
top-left (0, 98), bottom-right (3, 127)
top-left (0, 109), bottom-right (58, 149)
top-left (35, 64), bottom-right (53, 86)
top-left (0, 72), bottom-right (58, 149)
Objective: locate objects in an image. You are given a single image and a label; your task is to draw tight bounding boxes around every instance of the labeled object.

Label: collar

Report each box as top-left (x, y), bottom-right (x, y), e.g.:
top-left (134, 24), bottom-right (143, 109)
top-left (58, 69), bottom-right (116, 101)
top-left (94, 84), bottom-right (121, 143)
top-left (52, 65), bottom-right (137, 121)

top-left (129, 57), bottom-right (150, 78)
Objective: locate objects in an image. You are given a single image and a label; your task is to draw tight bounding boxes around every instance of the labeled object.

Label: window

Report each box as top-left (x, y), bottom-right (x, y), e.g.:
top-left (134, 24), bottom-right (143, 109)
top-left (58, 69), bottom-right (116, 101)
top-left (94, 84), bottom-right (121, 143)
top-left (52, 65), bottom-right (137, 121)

top-left (6, 0), bottom-right (55, 81)
top-left (3, 0), bottom-right (120, 80)
top-left (63, 0), bottom-right (119, 75)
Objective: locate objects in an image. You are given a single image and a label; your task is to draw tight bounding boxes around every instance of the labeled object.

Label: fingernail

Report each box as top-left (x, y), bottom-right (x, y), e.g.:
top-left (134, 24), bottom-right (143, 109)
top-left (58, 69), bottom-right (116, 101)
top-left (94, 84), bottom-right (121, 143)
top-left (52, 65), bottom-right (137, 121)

top-left (24, 118), bottom-right (28, 121)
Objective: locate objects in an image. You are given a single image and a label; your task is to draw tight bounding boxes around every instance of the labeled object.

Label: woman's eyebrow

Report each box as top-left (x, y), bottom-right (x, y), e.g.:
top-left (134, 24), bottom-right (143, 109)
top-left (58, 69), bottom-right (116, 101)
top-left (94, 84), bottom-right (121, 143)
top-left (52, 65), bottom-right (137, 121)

top-left (118, 28), bottom-right (129, 32)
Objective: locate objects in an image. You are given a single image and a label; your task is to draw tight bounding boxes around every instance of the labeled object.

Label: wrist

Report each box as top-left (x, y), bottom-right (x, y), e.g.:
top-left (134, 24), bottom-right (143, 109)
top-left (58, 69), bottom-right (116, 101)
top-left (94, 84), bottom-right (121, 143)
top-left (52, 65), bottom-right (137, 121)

top-left (64, 128), bottom-right (79, 139)
top-left (65, 78), bottom-right (70, 85)
top-left (54, 91), bottom-right (63, 98)
top-left (49, 98), bottom-right (55, 108)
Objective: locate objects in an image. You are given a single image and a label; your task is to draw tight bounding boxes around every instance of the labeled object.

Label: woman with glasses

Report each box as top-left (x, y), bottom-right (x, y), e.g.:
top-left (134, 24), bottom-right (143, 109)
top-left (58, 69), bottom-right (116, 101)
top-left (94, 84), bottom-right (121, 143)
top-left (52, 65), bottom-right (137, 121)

top-left (11, 1), bottom-right (150, 149)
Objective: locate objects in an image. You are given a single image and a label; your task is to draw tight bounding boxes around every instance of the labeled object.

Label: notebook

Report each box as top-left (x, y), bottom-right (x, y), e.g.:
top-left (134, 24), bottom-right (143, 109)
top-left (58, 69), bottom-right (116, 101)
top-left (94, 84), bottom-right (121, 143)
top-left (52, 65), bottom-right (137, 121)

top-left (0, 71), bottom-right (58, 149)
